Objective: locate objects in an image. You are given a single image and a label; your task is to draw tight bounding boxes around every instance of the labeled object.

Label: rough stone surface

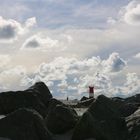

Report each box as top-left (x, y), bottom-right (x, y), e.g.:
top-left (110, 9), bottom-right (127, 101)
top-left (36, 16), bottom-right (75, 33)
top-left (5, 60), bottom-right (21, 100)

top-left (0, 82), bottom-right (53, 117)
top-left (112, 95), bottom-right (140, 117)
top-left (26, 82), bottom-right (52, 106)
top-left (126, 108), bottom-right (140, 140)
top-left (80, 96), bottom-right (89, 101)
top-left (45, 98), bottom-right (79, 134)
top-left (77, 98), bottom-right (95, 107)
top-left (0, 91), bottom-right (47, 117)
top-left (72, 95), bottom-right (128, 140)
top-left (0, 108), bottom-right (52, 140)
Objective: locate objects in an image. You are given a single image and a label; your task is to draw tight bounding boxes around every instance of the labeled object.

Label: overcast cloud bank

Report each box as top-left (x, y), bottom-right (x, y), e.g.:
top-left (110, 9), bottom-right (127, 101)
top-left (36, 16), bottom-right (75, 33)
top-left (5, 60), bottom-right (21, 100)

top-left (0, 0), bottom-right (139, 99)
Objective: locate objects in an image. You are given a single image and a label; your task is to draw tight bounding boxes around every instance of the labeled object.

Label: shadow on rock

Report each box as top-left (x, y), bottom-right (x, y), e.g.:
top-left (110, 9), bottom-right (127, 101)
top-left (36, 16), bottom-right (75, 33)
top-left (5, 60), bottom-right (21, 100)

top-left (0, 108), bottom-right (52, 140)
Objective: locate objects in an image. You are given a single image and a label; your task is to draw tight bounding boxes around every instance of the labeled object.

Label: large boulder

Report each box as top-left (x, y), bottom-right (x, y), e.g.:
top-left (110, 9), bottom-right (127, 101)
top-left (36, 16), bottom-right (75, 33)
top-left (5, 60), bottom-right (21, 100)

top-left (0, 82), bottom-right (52, 117)
top-left (117, 103), bottom-right (139, 117)
top-left (0, 108), bottom-right (52, 140)
top-left (77, 98), bottom-right (95, 108)
top-left (0, 91), bottom-right (47, 117)
top-left (26, 82), bottom-right (52, 106)
top-left (0, 138), bottom-right (11, 140)
top-left (72, 95), bottom-right (128, 140)
top-left (45, 98), bottom-right (79, 134)
top-left (125, 94), bottom-right (140, 104)
top-left (112, 96), bottom-right (140, 117)
top-left (126, 108), bottom-right (140, 140)
top-left (80, 96), bottom-right (89, 101)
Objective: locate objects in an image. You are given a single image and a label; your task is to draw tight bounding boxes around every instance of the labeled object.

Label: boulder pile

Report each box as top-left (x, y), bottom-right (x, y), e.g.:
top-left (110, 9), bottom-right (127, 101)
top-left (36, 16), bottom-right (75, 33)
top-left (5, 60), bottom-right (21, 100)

top-left (0, 82), bottom-right (140, 140)
top-left (0, 82), bottom-right (78, 140)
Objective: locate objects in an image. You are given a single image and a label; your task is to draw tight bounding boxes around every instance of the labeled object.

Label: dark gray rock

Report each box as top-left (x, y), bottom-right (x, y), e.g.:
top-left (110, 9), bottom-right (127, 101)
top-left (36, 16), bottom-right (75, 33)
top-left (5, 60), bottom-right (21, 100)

top-left (118, 103), bottom-right (139, 117)
top-left (45, 98), bottom-right (79, 134)
top-left (0, 91), bottom-right (47, 117)
top-left (112, 96), bottom-right (140, 117)
top-left (72, 95), bottom-right (128, 140)
top-left (0, 82), bottom-right (52, 117)
top-left (0, 138), bottom-right (11, 140)
top-left (77, 98), bottom-right (95, 108)
top-left (0, 108), bottom-right (52, 140)
top-left (80, 96), bottom-right (89, 101)
top-left (26, 82), bottom-right (52, 106)
top-left (126, 108), bottom-right (140, 140)
top-left (125, 94), bottom-right (140, 104)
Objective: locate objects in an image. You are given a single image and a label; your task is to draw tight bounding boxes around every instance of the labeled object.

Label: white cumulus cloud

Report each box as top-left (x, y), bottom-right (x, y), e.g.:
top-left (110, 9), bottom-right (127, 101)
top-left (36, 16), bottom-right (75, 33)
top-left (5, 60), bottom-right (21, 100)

top-left (25, 17), bottom-right (36, 28)
top-left (0, 55), bottom-right (10, 71)
top-left (21, 34), bottom-right (59, 50)
top-left (102, 52), bottom-right (127, 73)
top-left (0, 16), bottom-right (37, 42)
top-left (123, 0), bottom-right (140, 25)
top-left (134, 52), bottom-right (140, 58)
top-left (18, 52), bottom-right (129, 98)
top-left (0, 66), bottom-right (27, 91)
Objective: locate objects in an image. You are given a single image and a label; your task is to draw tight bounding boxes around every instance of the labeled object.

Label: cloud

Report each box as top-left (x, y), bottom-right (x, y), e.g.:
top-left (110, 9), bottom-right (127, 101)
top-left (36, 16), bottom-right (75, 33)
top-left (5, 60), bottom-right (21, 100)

top-left (123, 0), bottom-right (140, 25)
top-left (0, 52), bottom-right (138, 99)
top-left (19, 56), bottom-right (102, 97)
top-left (112, 73), bottom-right (140, 97)
top-left (102, 52), bottom-right (127, 73)
top-left (0, 16), bottom-right (36, 42)
top-left (22, 35), bottom-right (40, 48)
top-left (124, 73), bottom-right (140, 95)
top-left (79, 72), bottom-right (112, 95)
top-left (134, 52), bottom-right (140, 58)
top-left (107, 17), bottom-right (116, 25)
top-left (17, 52), bottom-right (128, 98)
top-left (15, 20), bottom-right (140, 66)
top-left (0, 66), bottom-right (26, 91)
top-left (25, 17), bottom-right (36, 28)
top-left (0, 16), bottom-right (22, 41)
top-left (58, 80), bottom-right (68, 93)
top-left (80, 71), bottom-right (140, 98)
top-left (0, 55), bottom-right (10, 71)
top-left (0, 1), bottom-right (139, 99)
top-left (21, 34), bottom-right (59, 50)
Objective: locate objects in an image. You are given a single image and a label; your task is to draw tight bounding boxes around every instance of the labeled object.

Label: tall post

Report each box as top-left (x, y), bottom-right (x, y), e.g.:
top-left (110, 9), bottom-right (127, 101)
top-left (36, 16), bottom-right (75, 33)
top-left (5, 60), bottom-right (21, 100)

top-left (89, 86), bottom-right (94, 98)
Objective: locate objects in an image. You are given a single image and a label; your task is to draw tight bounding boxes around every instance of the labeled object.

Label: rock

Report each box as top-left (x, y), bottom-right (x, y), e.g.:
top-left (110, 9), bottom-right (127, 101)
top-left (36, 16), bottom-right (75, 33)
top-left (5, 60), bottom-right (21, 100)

top-left (0, 91), bottom-right (47, 117)
top-left (0, 82), bottom-right (52, 117)
top-left (72, 95), bottom-right (128, 140)
top-left (72, 111), bottom-right (97, 140)
top-left (77, 98), bottom-right (95, 108)
top-left (86, 139), bottom-right (96, 140)
top-left (112, 96), bottom-right (140, 117)
top-left (46, 98), bottom-right (63, 114)
top-left (126, 108), bottom-right (140, 140)
top-left (118, 103), bottom-right (139, 117)
top-left (125, 94), bottom-right (140, 104)
top-left (26, 82), bottom-right (52, 106)
top-left (52, 129), bottom-right (74, 140)
top-left (80, 96), bottom-right (89, 101)
top-left (0, 108), bottom-right (52, 140)
top-left (45, 98), bottom-right (79, 134)
top-left (0, 138), bottom-right (11, 140)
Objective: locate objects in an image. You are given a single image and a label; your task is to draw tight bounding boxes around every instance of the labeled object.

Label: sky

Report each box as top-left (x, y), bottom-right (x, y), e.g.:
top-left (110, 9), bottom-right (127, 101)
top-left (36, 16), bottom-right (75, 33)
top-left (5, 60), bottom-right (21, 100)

top-left (0, 0), bottom-right (140, 99)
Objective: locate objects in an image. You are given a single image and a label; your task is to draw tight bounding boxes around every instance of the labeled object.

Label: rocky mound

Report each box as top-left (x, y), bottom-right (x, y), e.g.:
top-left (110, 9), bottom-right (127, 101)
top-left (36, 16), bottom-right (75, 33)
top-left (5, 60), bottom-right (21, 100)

top-left (77, 98), bottom-right (95, 108)
top-left (0, 108), bottom-right (52, 140)
top-left (112, 96), bottom-right (139, 117)
top-left (126, 108), bottom-right (140, 140)
top-left (72, 95), bottom-right (128, 140)
top-left (45, 98), bottom-right (79, 134)
top-left (0, 82), bottom-right (52, 117)
top-left (80, 96), bottom-right (89, 101)
top-left (0, 82), bottom-right (140, 140)
top-left (26, 82), bottom-right (52, 106)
